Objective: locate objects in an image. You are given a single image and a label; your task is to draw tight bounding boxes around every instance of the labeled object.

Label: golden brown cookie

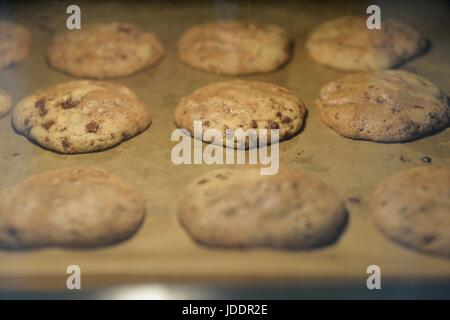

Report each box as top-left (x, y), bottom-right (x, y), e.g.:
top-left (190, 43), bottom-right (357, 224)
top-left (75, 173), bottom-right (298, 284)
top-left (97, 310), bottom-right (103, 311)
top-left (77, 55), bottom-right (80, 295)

top-left (174, 80), bottom-right (306, 148)
top-left (370, 167), bottom-right (450, 258)
top-left (316, 70), bottom-right (449, 142)
top-left (178, 167), bottom-right (348, 249)
top-left (0, 89), bottom-right (12, 117)
top-left (47, 22), bottom-right (164, 78)
top-left (12, 80), bottom-right (151, 153)
top-left (0, 167), bottom-right (145, 249)
top-left (306, 16), bottom-right (426, 71)
top-left (178, 21), bottom-right (291, 75)
top-left (0, 21), bottom-right (31, 69)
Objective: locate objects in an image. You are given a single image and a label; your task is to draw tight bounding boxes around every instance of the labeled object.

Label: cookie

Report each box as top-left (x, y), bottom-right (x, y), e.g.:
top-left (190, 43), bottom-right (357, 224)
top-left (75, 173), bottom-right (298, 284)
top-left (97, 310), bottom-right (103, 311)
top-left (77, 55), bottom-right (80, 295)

top-left (174, 80), bottom-right (306, 148)
top-left (0, 22), bottom-right (31, 69)
top-left (47, 22), bottom-right (164, 78)
top-left (178, 21), bottom-right (291, 75)
top-left (0, 167), bottom-right (145, 249)
top-left (370, 167), bottom-right (450, 258)
top-left (178, 167), bottom-right (348, 249)
top-left (12, 80), bottom-right (151, 153)
top-left (316, 70), bottom-right (449, 142)
top-left (306, 16), bottom-right (426, 71)
top-left (0, 89), bottom-right (12, 118)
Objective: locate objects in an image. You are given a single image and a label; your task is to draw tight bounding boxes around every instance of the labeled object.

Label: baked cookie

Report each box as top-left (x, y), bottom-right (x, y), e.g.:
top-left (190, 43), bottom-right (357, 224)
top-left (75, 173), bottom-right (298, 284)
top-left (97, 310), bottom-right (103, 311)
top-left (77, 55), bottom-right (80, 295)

top-left (0, 21), bottom-right (31, 69)
top-left (0, 89), bottom-right (12, 117)
top-left (174, 80), bottom-right (306, 148)
top-left (178, 21), bottom-right (291, 75)
top-left (178, 167), bottom-right (348, 249)
top-left (12, 80), bottom-right (151, 153)
top-left (306, 16), bottom-right (426, 71)
top-left (316, 70), bottom-right (449, 142)
top-left (370, 167), bottom-right (450, 258)
top-left (47, 22), bottom-right (164, 78)
top-left (0, 167), bottom-right (145, 249)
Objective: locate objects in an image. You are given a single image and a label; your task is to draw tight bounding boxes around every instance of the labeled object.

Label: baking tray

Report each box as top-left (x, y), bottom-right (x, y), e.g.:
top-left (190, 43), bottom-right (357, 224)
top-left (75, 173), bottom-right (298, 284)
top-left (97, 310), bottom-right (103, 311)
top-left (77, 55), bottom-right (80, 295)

top-left (0, 0), bottom-right (449, 292)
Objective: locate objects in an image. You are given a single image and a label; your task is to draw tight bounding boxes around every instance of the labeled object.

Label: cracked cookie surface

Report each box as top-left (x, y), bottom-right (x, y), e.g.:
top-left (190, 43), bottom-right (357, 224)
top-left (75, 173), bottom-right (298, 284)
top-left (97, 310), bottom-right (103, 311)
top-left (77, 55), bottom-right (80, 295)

top-left (12, 80), bottom-right (151, 153)
top-left (47, 22), bottom-right (164, 78)
top-left (316, 70), bottom-right (449, 142)
top-left (306, 16), bottom-right (426, 71)
top-left (174, 80), bottom-right (306, 148)
top-left (178, 20), bottom-right (291, 75)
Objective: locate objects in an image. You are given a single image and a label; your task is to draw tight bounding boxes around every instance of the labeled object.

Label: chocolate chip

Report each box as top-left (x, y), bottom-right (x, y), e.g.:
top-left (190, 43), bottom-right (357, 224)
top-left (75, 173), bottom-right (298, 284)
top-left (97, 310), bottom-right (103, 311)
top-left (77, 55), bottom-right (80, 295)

top-left (281, 116), bottom-right (292, 124)
top-left (391, 106), bottom-right (401, 113)
top-left (203, 120), bottom-right (210, 126)
top-left (35, 98), bottom-right (45, 108)
top-left (375, 96), bottom-right (386, 104)
top-left (118, 24), bottom-right (132, 33)
top-left (7, 227), bottom-right (19, 238)
top-left (399, 155), bottom-right (406, 162)
top-left (197, 179), bottom-right (208, 185)
top-left (413, 105), bottom-right (424, 109)
top-left (428, 112), bottom-right (438, 119)
top-left (266, 120), bottom-right (279, 129)
top-left (61, 98), bottom-right (79, 109)
top-left (12, 152), bottom-right (19, 157)
top-left (224, 207), bottom-right (237, 217)
top-left (251, 120), bottom-right (258, 128)
top-left (347, 196), bottom-right (361, 204)
top-left (420, 156), bottom-right (432, 164)
top-left (276, 112), bottom-right (282, 117)
top-left (421, 234), bottom-right (436, 244)
top-left (42, 120), bottom-right (55, 130)
top-left (86, 121), bottom-right (100, 133)
top-left (35, 98), bottom-right (47, 116)
top-left (62, 137), bottom-right (71, 151)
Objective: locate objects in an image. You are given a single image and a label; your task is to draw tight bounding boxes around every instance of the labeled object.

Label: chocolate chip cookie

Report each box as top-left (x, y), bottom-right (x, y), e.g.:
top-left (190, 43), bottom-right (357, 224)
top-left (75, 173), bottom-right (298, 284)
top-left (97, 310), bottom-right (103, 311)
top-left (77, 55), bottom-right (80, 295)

top-left (0, 167), bottom-right (145, 249)
top-left (0, 21), bottom-right (31, 69)
top-left (47, 22), bottom-right (164, 78)
top-left (174, 80), bottom-right (306, 148)
top-left (316, 70), bottom-right (449, 142)
top-left (178, 20), bottom-right (291, 75)
top-left (0, 89), bottom-right (12, 118)
top-left (12, 80), bottom-right (151, 153)
top-left (370, 166), bottom-right (450, 258)
top-left (306, 16), bottom-right (426, 71)
top-left (178, 167), bottom-right (348, 249)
